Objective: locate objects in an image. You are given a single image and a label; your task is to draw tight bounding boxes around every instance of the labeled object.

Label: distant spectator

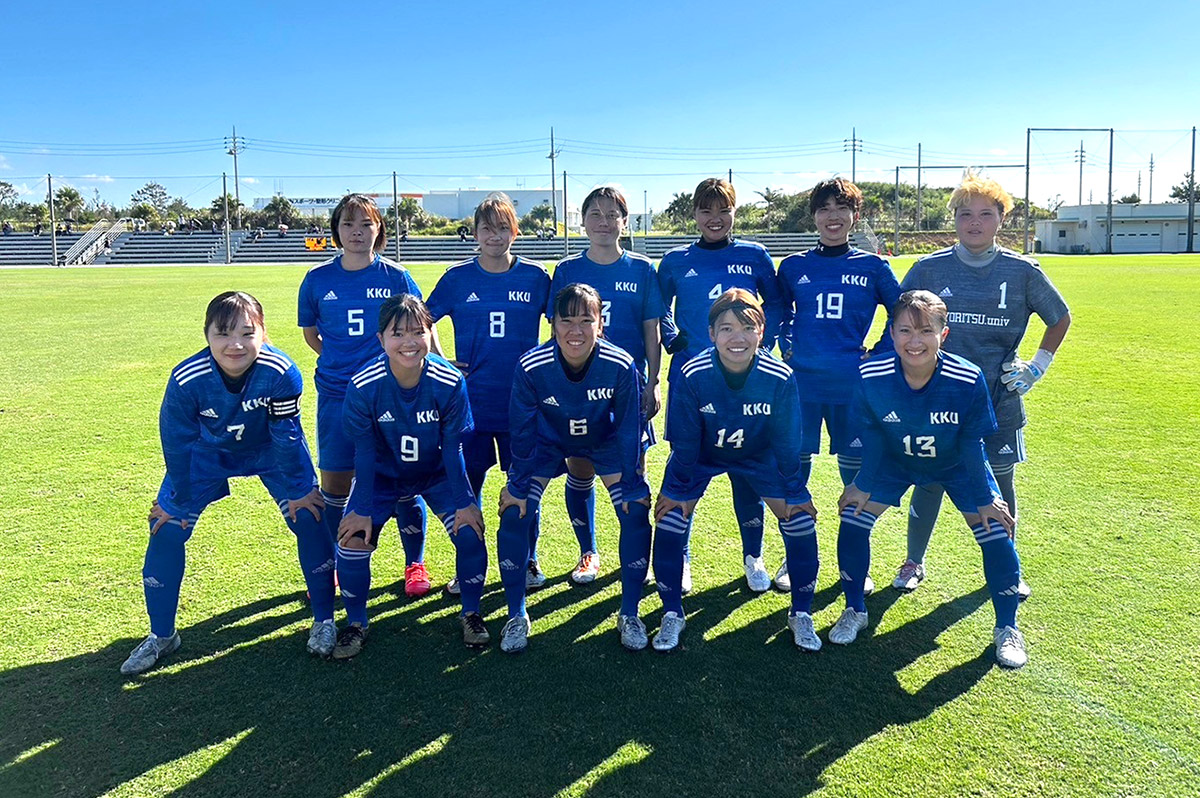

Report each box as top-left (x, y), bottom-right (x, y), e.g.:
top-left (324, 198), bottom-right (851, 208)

top-left (165, 220), bottom-right (177, 235)
top-left (253, 227), bottom-right (265, 241)
top-left (56, 225), bottom-right (65, 235)
top-left (457, 224), bottom-right (469, 242)
top-left (211, 220), bottom-right (218, 233)
top-left (64, 221), bottom-right (73, 234)
top-left (2, 221), bottom-right (12, 235)
top-left (401, 228), bottom-right (409, 242)
top-left (278, 223), bottom-right (289, 237)
top-left (33, 222), bottom-right (43, 236)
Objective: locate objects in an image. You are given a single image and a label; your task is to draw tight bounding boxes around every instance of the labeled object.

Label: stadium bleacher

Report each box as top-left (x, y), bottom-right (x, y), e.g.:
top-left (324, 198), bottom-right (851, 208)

top-left (0, 233), bottom-right (84, 266)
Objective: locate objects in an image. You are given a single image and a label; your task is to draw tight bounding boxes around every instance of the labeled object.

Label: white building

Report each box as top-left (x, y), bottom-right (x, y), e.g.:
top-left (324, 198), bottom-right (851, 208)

top-left (421, 189), bottom-right (580, 230)
top-left (1036, 203), bottom-right (1198, 254)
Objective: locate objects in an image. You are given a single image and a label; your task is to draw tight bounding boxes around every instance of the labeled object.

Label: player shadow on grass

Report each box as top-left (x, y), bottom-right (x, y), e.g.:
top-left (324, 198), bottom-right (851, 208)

top-left (0, 581), bottom-right (992, 798)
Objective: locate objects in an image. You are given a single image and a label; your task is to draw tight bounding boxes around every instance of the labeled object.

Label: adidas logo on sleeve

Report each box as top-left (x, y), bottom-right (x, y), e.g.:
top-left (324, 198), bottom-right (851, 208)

top-left (542, 396), bottom-right (560, 406)
top-left (700, 403), bottom-right (717, 414)
top-left (849, 438), bottom-right (863, 448)
top-left (377, 411), bottom-right (396, 423)
top-left (939, 287), bottom-right (953, 297)
top-left (200, 408), bottom-right (219, 418)
top-left (322, 290), bottom-right (338, 301)
top-left (684, 268), bottom-right (699, 278)
top-left (797, 275), bottom-right (811, 284)
top-left (883, 411), bottom-right (901, 423)
top-left (466, 293), bottom-right (480, 302)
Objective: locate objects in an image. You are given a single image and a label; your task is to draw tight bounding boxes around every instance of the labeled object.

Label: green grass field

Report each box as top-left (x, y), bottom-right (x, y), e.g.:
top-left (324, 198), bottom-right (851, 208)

top-left (1, 254), bottom-right (1197, 797)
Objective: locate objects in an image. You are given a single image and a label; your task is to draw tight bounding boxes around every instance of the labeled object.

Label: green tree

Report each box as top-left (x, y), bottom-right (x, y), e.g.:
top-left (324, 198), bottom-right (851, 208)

top-left (519, 202), bottom-right (555, 235)
top-left (54, 186), bottom-right (85, 220)
top-left (1118, 193), bottom-right (1141, 204)
top-left (0, 181), bottom-right (18, 214)
top-left (131, 182), bottom-right (170, 215)
top-left (385, 197), bottom-right (429, 231)
top-left (165, 197), bottom-right (196, 220)
top-left (262, 195), bottom-right (300, 227)
top-left (210, 194), bottom-right (242, 224)
top-left (1169, 172), bottom-right (1199, 202)
top-left (129, 202), bottom-right (161, 229)
top-left (756, 187), bottom-right (788, 233)
top-left (659, 192), bottom-right (694, 231)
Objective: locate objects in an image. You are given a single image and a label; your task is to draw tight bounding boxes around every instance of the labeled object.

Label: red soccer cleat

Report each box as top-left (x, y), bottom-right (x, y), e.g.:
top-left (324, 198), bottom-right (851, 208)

top-left (405, 562), bottom-right (432, 598)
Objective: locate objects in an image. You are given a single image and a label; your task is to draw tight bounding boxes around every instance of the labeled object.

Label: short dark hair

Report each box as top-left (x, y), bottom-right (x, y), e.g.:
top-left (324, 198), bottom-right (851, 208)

top-left (708, 288), bottom-right (765, 331)
top-left (693, 178), bottom-right (736, 211)
top-left (331, 194), bottom-right (386, 252)
top-left (378, 294), bottom-right (434, 335)
top-left (892, 289), bottom-right (948, 331)
top-left (553, 282), bottom-right (603, 322)
top-left (808, 177), bottom-right (863, 215)
top-left (474, 192), bottom-right (520, 233)
top-left (582, 185), bottom-right (629, 219)
top-left (205, 291), bottom-right (265, 335)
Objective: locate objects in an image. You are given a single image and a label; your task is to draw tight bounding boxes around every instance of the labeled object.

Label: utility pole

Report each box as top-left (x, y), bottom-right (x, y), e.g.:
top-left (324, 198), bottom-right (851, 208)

top-left (226, 127), bottom-right (244, 229)
top-left (845, 128), bottom-right (861, 182)
top-left (1148, 154), bottom-right (1155, 203)
top-left (48, 174), bottom-right (58, 267)
top-left (728, 168), bottom-right (733, 186)
top-left (222, 172), bottom-right (231, 263)
top-left (1137, 171), bottom-right (1142, 200)
top-left (548, 128), bottom-right (560, 233)
top-left (644, 189), bottom-right (648, 241)
top-left (1188, 126), bottom-right (1196, 253)
top-left (392, 172), bottom-right (400, 261)
top-left (893, 166), bottom-right (901, 255)
top-left (562, 169), bottom-right (569, 258)
top-left (1106, 128), bottom-right (1114, 254)
top-left (1075, 140), bottom-right (1085, 206)
top-left (915, 144), bottom-right (922, 231)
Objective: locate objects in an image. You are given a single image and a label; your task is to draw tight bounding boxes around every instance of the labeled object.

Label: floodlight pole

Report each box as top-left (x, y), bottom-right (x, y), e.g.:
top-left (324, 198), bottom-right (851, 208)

top-left (229, 126), bottom-right (243, 229)
top-left (548, 128), bottom-right (558, 233)
top-left (393, 172), bottom-right (400, 261)
top-left (1106, 129), bottom-right (1114, 254)
top-left (915, 144), bottom-right (922, 231)
top-left (893, 166), bottom-right (901, 255)
top-left (562, 170), bottom-right (569, 258)
top-left (48, 174), bottom-right (58, 267)
top-left (1024, 129), bottom-right (1032, 253)
top-left (644, 190), bottom-right (648, 241)
top-left (1188, 126), bottom-right (1196, 253)
top-left (222, 172), bottom-right (231, 263)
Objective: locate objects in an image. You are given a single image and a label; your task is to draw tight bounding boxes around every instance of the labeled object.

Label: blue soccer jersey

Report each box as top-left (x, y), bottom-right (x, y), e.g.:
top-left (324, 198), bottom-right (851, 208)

top-left (899, 247), bottom-right (1069, 430)
top-left (426, 256), bottom-right (551, 433)
top-left (547, 250), bottom-right (665, 374)
top-left (342, 353), bottom-right (475, 516)
top-left (508, 339), bottom-right (645, 502)
top-left (657, 239), bottom-right (784, 363)
top-left (297, 254), bottom-right (423, 396)
top-left (778, 246), bottom-right (900, 403)
top-left (661, 348), bottom-right (810, 505)
top-left (157, 343), bottom-right (313, 516)
top-left (852, 351), bottom-right (998, 507)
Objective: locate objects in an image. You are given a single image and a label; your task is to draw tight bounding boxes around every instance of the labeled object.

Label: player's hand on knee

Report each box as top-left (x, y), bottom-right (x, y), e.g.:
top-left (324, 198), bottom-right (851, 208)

top-left (288, 488), bottom-right (324, 523)
top-left (148, 501), bottom-right (180, 535)
top-left (337, 511), bottom-right (373, 547)
top-left (838, 484), bottom-right (871, 515)
top-left (654, 494), bottom-right (692, 523)
top-left (498, 485), bottom-right (527, 518)
top-left (977, 499), bottom-right (1015, 537)
top-left (455, 504), bottom-right (486, 540)
top-left (788, 500), bottom-right (818, 520)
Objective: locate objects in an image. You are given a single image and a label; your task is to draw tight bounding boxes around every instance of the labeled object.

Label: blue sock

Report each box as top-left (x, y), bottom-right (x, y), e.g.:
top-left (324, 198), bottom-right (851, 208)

top-left (653, 508), bottom-right (689, 616)
top-left (142, 516), bottom-right (195, 637)
top-left (906, 483), bottom-right (944, 562)
top-left (320, 491), bottom-right (347, 546)
top-left (497, 502), bottom-right (536, 617)
top-left (836, 455), bottom-right (861, 488)
top-left (799, 453), bottom-right (813, 488)
top-left (444, 510), bottom-right (488, 615)
top-left (974, 521), bottom-right (1021, 629)
top-left (837, 507), bottom-right (877, 613)
top-left (730, 473), bottom-right (765, 558)
top-left (609, 486), bottom-right (651, 617)
top-left (395, 495), bottom-right (427, 565)
top-left (780, 513), bottom-right (818, 613)
top-left (285, 504), bottom-right (336, 622)
top-left (565, 473), bottom-right (597, 555)
top-left (336, 544), bottom-right (373, 627)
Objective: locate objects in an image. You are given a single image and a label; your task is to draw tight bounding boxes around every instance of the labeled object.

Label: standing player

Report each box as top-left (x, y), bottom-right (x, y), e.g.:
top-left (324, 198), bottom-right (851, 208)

top-left (122, 292), bottom-right (335, 674)
top-left (298, 194), bottom-right (433, 599)
top-left (334, 295), bottom-right (489, 655)
top-left (495, 284), bottom-right (653, 653)
top-left (776, 178), bottom-right (900, 594)
top-left (426, 194), bottom-right (551, 594)
top-left (893, 174), bottom-right (1070, 596)
top-left (657, 178), bottom-right (785, 593)
top-left (548, 186), bottom-right (665, 584)
top-left (833, 289), bottom-right (1026, 668)
top-left (652, 290), bottom-right (819, 652)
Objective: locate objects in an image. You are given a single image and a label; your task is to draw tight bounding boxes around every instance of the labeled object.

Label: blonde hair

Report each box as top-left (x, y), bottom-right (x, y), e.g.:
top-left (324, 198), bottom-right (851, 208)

top-left (948, 171), bottom-right (1014, 216)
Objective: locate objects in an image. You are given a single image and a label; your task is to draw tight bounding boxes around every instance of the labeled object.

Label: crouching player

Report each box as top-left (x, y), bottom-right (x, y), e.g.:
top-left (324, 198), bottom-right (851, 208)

top-left (497, 283), bottom-right (653, 653)
top-left (123, 292), bottom-right (335, 675)
top-left (834, 290), bottom-right (1026, 668)
top-left (652, 289), bottom-right (820, 653)
top-left (334, 295), bottom-right (489, 656)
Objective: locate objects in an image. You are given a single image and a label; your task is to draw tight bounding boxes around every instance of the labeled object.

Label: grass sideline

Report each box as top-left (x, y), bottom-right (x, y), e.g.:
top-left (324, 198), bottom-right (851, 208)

top-left (0, 254), bottom-right (1197, 797)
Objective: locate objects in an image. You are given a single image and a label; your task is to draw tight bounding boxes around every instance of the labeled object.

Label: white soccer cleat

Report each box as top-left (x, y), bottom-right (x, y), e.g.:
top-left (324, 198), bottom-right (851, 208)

top-left (774, 560), bottom-right (791, 592)
top-left (617, 614), bottom-right (649, 651)
top-left (643, 564), bottom-right (656, 587)
top-left (445, 576), bottom-right (461, 595)
top-left (864, 575), bottom-right (876, 596)
top-left (499, 615), bottom-right (531, 654)
top-left (744, 555), bottom-right (771, 593)
top-left (525, 561), bottom-right (547, 591)
top-left (828, 607), bottom-right (869, 645)
top-left (1017, 578), bottom-right (1031, 602)
top-left (120, 632), bottom-right (181, 675)
top-left (306, 619), bottom-right (337, 657)
top-left (994, 625), bottom-right (1028, 668)
top-left (681, 557), bottom-right (693, 595)
top-left (571, 552), bottom-right (600, 584)
top-left (892, 559), bottom-right (926, 592)
top-left (787, 612), bottom-right (822, 652)
top-left (652, 612), bottom-right (686, 652)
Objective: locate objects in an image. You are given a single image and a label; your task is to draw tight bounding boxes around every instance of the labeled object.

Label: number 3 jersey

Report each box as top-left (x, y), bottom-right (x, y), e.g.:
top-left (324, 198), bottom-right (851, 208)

top-left (297, 254), bottom-right (423, 397)
top-left (158, 344), bottom-right (313, 516)
top-left (342, 353), bottom-right (475, 516)
top-left (425, 256), bottom-right (551, 433)
top-left (852, 351), bottom-right (998, 506)
top-left (899, 247), bottom-right (1068, 430)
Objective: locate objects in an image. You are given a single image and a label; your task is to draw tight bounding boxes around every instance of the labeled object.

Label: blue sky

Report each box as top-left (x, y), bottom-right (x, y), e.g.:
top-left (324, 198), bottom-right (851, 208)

top-left (5, 0), bottom-right (1198, 217)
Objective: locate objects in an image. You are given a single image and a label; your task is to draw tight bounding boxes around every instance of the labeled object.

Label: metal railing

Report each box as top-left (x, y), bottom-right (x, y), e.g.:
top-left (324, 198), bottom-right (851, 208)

top-left (60, 220), bottom-right (110, 265)
top-left (65, 218), bottom-right (131, 265)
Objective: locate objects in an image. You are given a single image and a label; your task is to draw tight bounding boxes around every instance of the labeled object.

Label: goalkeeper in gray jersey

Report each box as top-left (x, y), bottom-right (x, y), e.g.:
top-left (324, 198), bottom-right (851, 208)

top-left (893, 173), bottom-right (1071, 597)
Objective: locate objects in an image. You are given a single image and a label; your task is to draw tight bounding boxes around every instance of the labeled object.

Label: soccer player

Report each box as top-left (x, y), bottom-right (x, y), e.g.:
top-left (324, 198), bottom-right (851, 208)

top-left (777, 178), bottom-right (900, 594)
top-left (426, 194), bottom-right (552, 595)
top-left (298, 194), bottom-right (434, 599)
top-left (657, 178), bottom-right (785, 593)
top-left (834, 289), bottom-right (1026, 667)
top-left (652, 289), bottom-right (819, 652)
top-left (122, 292), bottom-right (335, 675)
top-left (333, 295), bottom-right (489, 656)
top-left (893, 174), bottom-right (1070, 596)
top-left (496, 283), bottom-right (653, 653)
top-left (547, 186), bottom-right (665, 584)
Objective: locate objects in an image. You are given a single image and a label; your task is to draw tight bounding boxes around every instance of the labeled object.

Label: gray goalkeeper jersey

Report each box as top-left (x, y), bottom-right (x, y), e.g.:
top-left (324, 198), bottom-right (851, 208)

top-left (900, 246), bottom-right (1069, 431)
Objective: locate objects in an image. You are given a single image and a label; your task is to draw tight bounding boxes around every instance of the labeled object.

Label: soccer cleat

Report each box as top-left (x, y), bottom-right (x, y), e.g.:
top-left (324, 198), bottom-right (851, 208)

top-left (864, 575), bottom-right (876, 596)
top-left (994, 625), bottom-right (1028, 668)
top-left (787, 612), bottom-right (822, 652)
top-left (892, 559), bottom-right (926, 592)
top-left (404, 562), bottom-right (432, 598)
top-left (331, 623), bottom-right (368, 660)
top-left (681, 556), bottom-right (693, 595)
top-left (526, 561), bottom-right (547, 590)
top-left (571, 551), bottom-right (601, 584)
top-left (774, 560), bottom-right (791, 592)
top-left (460, 612), bottom-right (491, 647)
top-left (445, 576), bottom-right (461, 595)
top-left (652, 612), bottom-right (686, 652)
top-left (643, 564), bottom-right (656, 587)
top-left (1017, 578), bottom-right (1032, 602)
top-left (828, 607), bottom-right (869, 645)
top-left (617, 614), bottom-right (648, 651)
top-left (120, 632), bottom-right (181, 675)
top-left (306, 619), bottom-right (337, 657)
top-left (499, 615), bottom-right (531, 654)
top-left (744, 555), bottom-right (771, 593)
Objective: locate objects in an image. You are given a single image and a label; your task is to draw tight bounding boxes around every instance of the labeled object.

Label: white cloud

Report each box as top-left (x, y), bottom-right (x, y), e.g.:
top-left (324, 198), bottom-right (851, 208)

top-left (0, 154), bottom-right (10, 170)
top-left (13, 183), bottom-right (36, 196)
top-left (241, 177), bottom-right (259, 185)
top-left (473, 175), bottom-right (491, 181)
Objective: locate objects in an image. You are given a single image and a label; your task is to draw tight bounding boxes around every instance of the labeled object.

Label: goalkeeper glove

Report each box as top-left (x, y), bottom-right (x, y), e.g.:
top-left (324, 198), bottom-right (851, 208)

top-left (1000, 349), bottom-right (1054, 396)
